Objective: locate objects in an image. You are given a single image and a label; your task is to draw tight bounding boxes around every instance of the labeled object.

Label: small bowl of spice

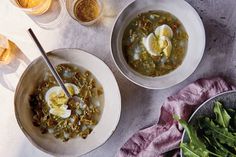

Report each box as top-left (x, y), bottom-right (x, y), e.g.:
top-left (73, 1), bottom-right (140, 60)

top-left (66, 0), bottom-right (103, 25)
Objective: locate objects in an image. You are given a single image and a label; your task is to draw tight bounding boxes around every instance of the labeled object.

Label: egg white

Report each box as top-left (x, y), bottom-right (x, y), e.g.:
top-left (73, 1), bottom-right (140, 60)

top-left (155, 24), bottom-right (173, 38)
top-left (142, 24), bottom-right (173, 58)
top-left (44, 83), bottom-right (79, 118)
top-left (142, 33), bottom-right (162, 56)
top-left (49, 105), bottom-right (71, 119)
top-left (45, 83), bottom-right (79, 106)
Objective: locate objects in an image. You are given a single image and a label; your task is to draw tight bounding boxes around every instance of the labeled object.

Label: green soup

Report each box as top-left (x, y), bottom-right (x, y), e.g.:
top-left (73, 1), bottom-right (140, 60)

top-left (122, 11), bottom-right (188, 77)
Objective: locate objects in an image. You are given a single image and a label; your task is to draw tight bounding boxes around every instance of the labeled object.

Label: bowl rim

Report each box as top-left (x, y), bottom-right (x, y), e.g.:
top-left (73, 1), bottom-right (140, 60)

top-left (14, 48), bottom-right (121, 157)
top-left (110, 0), bottom-right (206, 89)
top-left (180, 90), bottom-right (236, 157)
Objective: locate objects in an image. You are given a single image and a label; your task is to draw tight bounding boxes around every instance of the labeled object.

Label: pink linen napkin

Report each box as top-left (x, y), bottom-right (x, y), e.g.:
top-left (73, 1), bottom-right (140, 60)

top-left (118, 77), bottom-right (235, 157)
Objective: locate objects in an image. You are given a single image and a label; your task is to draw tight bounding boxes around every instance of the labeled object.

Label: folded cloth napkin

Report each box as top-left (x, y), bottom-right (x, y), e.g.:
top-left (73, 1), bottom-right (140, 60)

top-left (118, 77), bottom-right (235, 157)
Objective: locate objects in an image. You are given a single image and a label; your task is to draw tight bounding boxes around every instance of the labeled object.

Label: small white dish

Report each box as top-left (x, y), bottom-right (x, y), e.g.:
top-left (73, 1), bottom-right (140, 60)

top-left (14, 48), bottom-right (121, 156)
top-left (111, 0), bottom-right (206, 89)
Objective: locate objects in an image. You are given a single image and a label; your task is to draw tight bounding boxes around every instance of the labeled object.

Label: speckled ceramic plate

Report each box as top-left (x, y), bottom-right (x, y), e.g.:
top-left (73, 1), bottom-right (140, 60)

top-left (181, 90), bottom-right (236, 157)
top-left (14, 48), bottom-right (121, 157)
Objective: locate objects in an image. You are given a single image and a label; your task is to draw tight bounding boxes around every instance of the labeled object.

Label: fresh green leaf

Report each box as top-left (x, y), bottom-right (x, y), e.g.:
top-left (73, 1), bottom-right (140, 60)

top-left (212, 136), bottom-right (236, 156)
top-left (174, 115), bottom-right (206, 148)
top-left (201, 117), bottom-right (236, 148)
top-left (226, 108), bottom-right (236, 131)
top-left (227, 108), bottom-right (235, 115)
top-left (202, 136), bottom-right (224, 157)
top-left (203, 134), bottom-right (236, 157)
top-left (180, 142), bottom-right (209, 157)
top-left (213, 101), bottom-right (231, 128)
top-left (174, 102), bottom-right (236, 157)
top-left (174, 116), bottom-right (212, 157)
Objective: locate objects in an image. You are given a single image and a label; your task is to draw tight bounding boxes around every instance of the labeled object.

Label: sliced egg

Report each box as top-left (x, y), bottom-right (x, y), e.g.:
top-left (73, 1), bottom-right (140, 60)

top-left (45, 83), bottom-right (79, 118)
top-left (45, 83), bottom-right (79, 107)
top-left (142, 24), bottom-right (173, 58)
top-left (155, 24), bottom-right (173, 38)
top-left (159, 36), bottom-right (172, 58)
top-left (142, 33), bottom-right (162, 56)
top-left (49, 105), bottom-right (71, 119)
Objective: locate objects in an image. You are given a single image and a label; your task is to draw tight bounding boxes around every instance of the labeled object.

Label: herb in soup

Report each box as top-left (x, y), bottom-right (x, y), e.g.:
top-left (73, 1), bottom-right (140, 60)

top-left (30, 64), bottom-right (104, 142)
top-left (122, 11), bottom-right (188, 76)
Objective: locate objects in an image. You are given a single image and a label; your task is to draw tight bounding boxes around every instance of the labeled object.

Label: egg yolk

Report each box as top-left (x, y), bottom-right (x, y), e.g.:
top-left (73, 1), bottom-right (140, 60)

top-left (143, 24), bottom-right (173, 58)
top-left (150, 37), bottom-right (162, 53)
top-left (48, 86), bottom-right (75, 108)
top-left (159, 39), bottom-right (168, 50)
top-left (160, 28), bottom-right (172, 38)
top-left (45, 84), bottom-right (79, 119)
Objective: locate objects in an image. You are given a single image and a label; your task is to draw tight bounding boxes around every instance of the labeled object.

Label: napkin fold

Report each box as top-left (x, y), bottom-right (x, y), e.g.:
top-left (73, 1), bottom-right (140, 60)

top-left (118, 77), bottom-right (235, 157)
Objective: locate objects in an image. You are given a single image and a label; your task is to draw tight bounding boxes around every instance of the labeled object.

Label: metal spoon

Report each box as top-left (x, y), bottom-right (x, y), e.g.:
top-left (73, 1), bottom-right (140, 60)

top-left (28, 28), bottom-right (72, 99)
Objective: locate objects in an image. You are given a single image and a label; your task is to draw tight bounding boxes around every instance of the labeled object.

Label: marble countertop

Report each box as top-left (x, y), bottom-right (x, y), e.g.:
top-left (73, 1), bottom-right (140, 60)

top-left (0, 0), bottom-right (236, 157)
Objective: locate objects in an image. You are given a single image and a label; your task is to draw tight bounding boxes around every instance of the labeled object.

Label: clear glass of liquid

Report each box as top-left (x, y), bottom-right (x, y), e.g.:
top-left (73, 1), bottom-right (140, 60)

top-left (0, 34), bottom-right (30, 91)
top-left (0, 35), bottom-right (12, 64)
top-left (66, 0), bottom-right (103, 25)
top-left (10, 0), bottom-right (66, 29)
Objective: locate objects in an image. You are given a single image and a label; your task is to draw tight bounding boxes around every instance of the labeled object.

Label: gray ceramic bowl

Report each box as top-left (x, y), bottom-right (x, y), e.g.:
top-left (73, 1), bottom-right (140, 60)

top-left (111, 0), bottom-right (205, 89)
top-left (14, 49), bottom-right (121, 157)
top-left (181, 90), bottom-right (236, 157)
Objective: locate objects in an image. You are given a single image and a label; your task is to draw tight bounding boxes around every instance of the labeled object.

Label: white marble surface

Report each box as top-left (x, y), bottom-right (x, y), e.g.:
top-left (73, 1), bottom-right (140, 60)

top-left (0, 0), bottom-right (236, 157)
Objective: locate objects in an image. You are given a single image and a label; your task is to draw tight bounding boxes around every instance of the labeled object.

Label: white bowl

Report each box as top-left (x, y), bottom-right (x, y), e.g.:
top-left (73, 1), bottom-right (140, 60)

top-left (111, 0), bottom-right (205, 89)
top-left (14, 49), bottom-right (121, 157)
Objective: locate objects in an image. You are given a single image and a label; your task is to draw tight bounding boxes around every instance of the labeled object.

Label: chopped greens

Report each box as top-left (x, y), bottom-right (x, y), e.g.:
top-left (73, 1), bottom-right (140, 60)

top-left (175, 101), bottom-right (236, 157)
top-left (122, 10), bottom-right (188, 76)
top-left (30, 64), bottom-right (104, 142)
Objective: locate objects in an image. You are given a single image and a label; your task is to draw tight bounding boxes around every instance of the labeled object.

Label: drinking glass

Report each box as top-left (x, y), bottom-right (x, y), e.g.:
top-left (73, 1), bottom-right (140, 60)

top-left (0, 35), bottom-right (12, 64)
top-left (66, 0), bottom-right (103, 25)
top-left (0, 35), bottom-right (30, 91)
top-left (10, 0), bottom-right (66, 29)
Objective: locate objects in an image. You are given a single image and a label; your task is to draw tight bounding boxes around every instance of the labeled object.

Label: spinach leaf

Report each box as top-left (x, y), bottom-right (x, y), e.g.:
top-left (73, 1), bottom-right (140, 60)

top-left (213, 101), bottom-right (231, 128)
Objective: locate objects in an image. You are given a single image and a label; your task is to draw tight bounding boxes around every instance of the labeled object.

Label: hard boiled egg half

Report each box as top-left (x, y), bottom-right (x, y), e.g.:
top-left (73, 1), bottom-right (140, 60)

top-left (142, 24), bottom-right (173, 58)
top-left (45, 83), bottom-right (79, 118)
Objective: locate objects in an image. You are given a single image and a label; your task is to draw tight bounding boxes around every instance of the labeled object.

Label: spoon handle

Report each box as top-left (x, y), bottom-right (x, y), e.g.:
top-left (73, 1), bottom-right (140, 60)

top-left (28, 28), bottom-right (71, 98)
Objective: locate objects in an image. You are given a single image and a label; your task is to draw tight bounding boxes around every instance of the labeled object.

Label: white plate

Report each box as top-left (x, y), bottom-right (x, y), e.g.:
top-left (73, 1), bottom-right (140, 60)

top-left (111, 0), bottom-right (205, 89)
top-left (14, 49), bottom-right (121, 157)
